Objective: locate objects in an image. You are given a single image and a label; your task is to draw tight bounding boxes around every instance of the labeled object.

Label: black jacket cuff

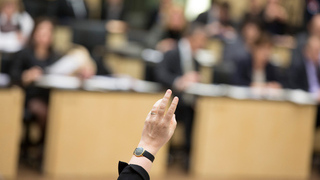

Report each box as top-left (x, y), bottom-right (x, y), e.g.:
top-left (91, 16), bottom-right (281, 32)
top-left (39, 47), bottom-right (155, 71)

top-left (118, 161), bottom-right (150, 180)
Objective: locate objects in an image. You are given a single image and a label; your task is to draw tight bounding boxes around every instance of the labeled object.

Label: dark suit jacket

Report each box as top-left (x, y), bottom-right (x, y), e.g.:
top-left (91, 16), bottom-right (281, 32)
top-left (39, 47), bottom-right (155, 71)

top-left (233, 56), bottom-right (282, 86)
top-left (288, 54), bottom-right (309, 91)
top-left (155, 48), bottom-right (200, 106)
top-left (155, 48), bottom-right (200, 88)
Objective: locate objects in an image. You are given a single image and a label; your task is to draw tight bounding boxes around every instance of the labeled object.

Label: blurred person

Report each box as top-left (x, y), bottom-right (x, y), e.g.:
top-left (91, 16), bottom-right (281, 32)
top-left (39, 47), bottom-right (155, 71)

top-left (261, 0), bottom-right (288, 35)
top-left (233, 32), bottom-right (282, 88)
top-left (223, 18), bottom-right (263, 62)
top-left (146, 5), bottom-right (187, 53)
top-left (304, 0), bottom-right (320, 27)
top-left (289, 36), bottom-right (320, 99)
top-left (289, 36), bottom-right (320, 127)
top-left (0, 0), bottom-right (34, 74)
top-left (118, 90), bottom-right (179, 180)
top-left (195, 1), bottom-right (236, 41)
top-left (10, 17), bottom-right (59, 149)
top-left (155, 23), bottom-right (208, 170)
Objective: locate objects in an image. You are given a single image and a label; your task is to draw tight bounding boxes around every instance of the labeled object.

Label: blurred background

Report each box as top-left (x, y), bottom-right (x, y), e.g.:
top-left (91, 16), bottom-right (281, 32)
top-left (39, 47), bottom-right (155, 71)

top-left (1, 0), bottom-right (320, 179)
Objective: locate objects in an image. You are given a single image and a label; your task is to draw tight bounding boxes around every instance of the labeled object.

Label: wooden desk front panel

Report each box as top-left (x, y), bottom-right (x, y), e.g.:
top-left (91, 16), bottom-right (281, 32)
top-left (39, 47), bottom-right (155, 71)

top-left (0, 88), bottom-right (23, 179)
top-left (192, 97), bottom-right (316, 179)
top-left (44, 90), bottom-right (166, 177)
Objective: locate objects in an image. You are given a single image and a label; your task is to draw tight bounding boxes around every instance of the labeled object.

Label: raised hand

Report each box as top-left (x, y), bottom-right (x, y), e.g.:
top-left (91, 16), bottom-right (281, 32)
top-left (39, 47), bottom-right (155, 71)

top-left (138, 89), bottom-right (179, 156)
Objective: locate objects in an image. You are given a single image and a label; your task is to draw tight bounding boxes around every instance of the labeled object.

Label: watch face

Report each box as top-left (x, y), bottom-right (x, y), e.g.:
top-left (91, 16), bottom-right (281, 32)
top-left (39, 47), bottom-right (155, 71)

top-left (134, 147), bottom-right (144, 156)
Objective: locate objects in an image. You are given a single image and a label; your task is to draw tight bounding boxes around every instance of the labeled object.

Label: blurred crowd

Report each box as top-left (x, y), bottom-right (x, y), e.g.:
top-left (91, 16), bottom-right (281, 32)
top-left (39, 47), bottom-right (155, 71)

top-left (1, 0), bottom-right (320, 172)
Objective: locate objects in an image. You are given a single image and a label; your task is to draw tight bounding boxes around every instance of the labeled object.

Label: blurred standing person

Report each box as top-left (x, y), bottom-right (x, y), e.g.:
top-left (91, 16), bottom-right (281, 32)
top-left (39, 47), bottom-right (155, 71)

top-left (146, 5), bottom-right (187, 53)
top-left (0, 0), bottom-right (34, 73)
top-left (261, 0), bottom-right (288, 35)
top-left (155, 24), bottom-right (208, 170)
top-left (289, 36), bottom-right (320, 127)
top-left (10, 17), bottom-right (60, 147)
top-left (233, 33), bottom-right (282, 88)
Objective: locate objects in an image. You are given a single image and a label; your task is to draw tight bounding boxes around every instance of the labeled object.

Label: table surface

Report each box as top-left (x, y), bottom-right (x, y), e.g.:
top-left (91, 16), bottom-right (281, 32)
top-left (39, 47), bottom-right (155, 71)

top-left (191, 96), bottom-right (316, 179)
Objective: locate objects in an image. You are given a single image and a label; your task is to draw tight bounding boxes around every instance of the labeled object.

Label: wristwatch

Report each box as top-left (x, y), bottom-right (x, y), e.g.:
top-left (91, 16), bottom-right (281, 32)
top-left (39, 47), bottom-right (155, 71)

top-left (133, 147), bottom-right (155, 163)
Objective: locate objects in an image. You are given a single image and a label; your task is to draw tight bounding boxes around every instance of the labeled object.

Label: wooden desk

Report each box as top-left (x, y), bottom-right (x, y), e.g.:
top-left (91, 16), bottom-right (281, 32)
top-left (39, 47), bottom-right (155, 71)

top-left (44, 90), bottom-right (167, 178)
top-left (0, 87), bottom-right (24, 179)
top-left (191, 97), bottom-right (316, 179)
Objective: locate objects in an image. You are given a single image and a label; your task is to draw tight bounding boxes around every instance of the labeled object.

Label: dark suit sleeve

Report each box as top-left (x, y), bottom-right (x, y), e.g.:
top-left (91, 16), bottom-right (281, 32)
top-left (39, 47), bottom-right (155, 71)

top-left (288, 59), bottom-right (309, 91)
top-left (233, 58), bottom-right (251, 86)
top-left (117, 161), bottom-right (149, 180)
top-left (10, 50), bottom-right (29, 86)
top-left (155, 50), bottom-right (181, 88)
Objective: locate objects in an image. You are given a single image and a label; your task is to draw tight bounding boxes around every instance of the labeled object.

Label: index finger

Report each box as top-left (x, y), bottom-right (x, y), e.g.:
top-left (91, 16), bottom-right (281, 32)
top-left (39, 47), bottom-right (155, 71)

top-left (164, 96), bottom-right (179, 122)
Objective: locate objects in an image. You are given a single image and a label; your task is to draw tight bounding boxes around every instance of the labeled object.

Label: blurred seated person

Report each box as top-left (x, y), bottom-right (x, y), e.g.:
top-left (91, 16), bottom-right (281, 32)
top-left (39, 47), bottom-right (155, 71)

top-left (289, 36), bottom-right (320, 99)
top-left (223, 18), bottom-right (262, 62)
top-left (289, 36), bottom-right (320, 127)
top-left (10, 17), bottom-right (60, 144)
top-left (145, 0), bottom-right (172, 30)
top-left (0, 0), bottom-right (34, 73)
top-left (233, 32), bottom-right (282, 89)
top-left (118, 90), bottom-right (179, 180)
top-left (261, 0), bottom-right (288, 35)
top-left (52, 0), bottom-right (89, 24)
top-left (155, 24), bottom-right (208, 170)
top-left (195, 1), bottom-right (236, 41)
top-left (146, 5), bottom-right (187, 53)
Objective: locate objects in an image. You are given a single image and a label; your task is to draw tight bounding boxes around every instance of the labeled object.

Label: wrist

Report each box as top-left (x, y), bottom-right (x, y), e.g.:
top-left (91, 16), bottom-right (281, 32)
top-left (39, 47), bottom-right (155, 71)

top-left (137, 141), bottom-right (160, 156)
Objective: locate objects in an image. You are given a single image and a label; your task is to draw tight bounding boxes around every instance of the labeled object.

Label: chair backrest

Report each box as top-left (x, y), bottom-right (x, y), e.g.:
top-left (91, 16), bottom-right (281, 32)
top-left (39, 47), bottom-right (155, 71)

top-left (71, 20), bottom-right (107, 53)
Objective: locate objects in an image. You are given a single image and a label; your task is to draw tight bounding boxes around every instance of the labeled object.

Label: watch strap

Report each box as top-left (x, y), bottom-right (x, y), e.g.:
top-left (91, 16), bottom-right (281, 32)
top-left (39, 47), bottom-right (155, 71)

top-left (142, 149), bottom-right (155, 163)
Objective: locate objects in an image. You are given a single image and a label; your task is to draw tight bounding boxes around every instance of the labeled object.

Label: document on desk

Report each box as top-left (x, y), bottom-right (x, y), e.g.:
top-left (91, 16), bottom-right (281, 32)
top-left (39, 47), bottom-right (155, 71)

top-left (35, 74), bottom-right (81, 89)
